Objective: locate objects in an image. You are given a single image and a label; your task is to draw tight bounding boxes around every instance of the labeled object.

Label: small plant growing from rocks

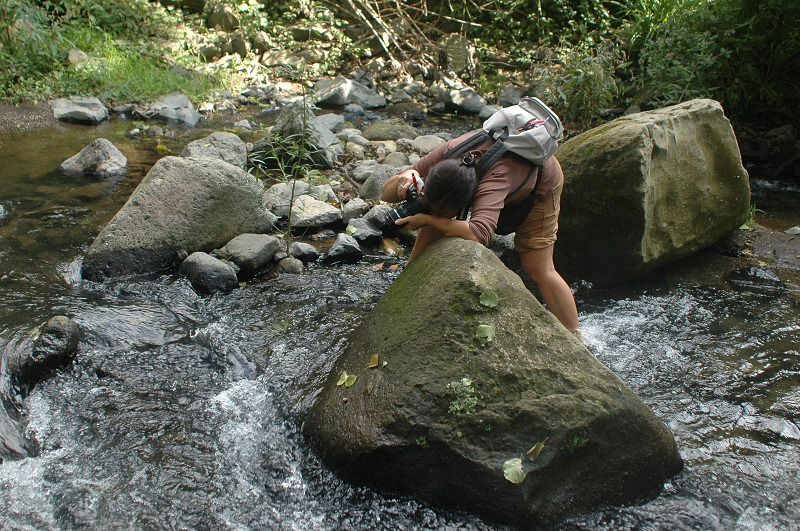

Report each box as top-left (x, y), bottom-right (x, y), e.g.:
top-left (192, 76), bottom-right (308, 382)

top-left (447, 378), bottom-right (478, 417)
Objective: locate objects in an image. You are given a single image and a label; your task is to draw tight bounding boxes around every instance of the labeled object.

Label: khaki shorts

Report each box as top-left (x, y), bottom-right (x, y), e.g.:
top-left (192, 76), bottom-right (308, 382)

top-left (513, 174), bottom-right (563, 253)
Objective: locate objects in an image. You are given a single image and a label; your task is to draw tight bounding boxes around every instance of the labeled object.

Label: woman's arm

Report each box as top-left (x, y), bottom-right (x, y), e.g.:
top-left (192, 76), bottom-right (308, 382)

top-left (396, 213), bottom-right (479, 242)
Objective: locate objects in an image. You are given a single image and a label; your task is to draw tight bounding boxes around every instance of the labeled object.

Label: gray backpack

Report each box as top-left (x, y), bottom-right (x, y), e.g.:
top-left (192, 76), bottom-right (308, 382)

top-left (443, 97), bottom-right (563, 178)
top-left (443, 97), bottom-right (564, 234)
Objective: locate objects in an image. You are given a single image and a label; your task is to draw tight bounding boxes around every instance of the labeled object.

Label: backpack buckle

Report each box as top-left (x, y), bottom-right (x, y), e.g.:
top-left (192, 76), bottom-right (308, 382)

top-left (462, 151), bottom-right (480, 166)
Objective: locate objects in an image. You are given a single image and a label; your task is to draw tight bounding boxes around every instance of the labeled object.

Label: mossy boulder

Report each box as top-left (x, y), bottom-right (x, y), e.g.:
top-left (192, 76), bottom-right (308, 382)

top-left (554, 99), bottom-right (750, 286)
top-left (304, 238), bottom-right (682, 527)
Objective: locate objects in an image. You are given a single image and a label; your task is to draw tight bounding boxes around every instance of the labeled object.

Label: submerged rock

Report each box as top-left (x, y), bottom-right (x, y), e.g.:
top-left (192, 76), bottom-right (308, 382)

top-left (9, 316), bottom-right (80, 390)
top-left (305, 238), bottom-right (682, 527)
top-left (179, 251), bottom-right (239, 293)
top-left (60, 138), bottom-right (127, 178)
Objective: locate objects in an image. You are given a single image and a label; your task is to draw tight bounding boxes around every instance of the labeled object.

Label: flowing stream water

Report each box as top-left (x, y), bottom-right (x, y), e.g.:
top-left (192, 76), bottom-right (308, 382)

top-left (0, 117), bottom-right (798, 530)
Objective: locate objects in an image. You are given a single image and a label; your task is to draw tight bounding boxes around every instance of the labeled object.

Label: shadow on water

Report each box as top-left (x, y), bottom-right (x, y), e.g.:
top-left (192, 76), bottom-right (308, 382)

top-left (0, 116), bottom-right (798, 529)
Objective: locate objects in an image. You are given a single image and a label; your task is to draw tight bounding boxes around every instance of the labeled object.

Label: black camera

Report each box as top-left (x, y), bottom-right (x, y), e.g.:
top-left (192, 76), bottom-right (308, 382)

top-left (382, 182), bottom-right (428, 227)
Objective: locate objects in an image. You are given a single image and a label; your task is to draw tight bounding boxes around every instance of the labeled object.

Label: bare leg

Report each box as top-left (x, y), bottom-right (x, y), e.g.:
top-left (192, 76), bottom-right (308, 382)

top-left (519, 245), bottom-right (580, 334)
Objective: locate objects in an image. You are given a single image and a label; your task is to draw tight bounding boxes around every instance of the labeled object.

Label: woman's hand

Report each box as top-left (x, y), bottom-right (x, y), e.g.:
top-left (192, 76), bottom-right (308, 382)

top-left (395, 213), bottom-right (430, 230)
top-left (395, 169), bottom-right (419, 201)
top-left (381, 169), bottom-right (420, 202)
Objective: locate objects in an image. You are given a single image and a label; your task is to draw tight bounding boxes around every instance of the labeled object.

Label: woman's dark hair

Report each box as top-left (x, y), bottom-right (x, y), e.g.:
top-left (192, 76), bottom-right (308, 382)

top-left (423, 159), bottom-right (477, 211)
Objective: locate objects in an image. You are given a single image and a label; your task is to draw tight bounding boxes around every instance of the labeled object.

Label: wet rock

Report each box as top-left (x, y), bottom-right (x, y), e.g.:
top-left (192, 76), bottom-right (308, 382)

top-left (60, 138), bottom-right (128, 178)
top-left (179, 251), bottom-right (239, 293)
top-left (11, 316), bottom-right (79, 388)
top-left (181, 131), bottom-right (248, 167)
top-left (322, 234), bottom-right (362, 264)
top-left (289, 242), bottom-right (320, 263)
top-left (310, 229), bottom-right (336, 241)
top-left (726, 267), bottom-right (786, 295)
top-left (276, 256), bottom-right (304, 274)
top-left (217, 233), bottom-right (281, 278)
top-left (337, 128), bottom-right (370, 147)
top-left (317, 113), bottom-right (345, 132)
top-left (346, 217), bottom-right (383, 245)
top-left (291, 195), bottom-right (342, 228)
top-left (49, 96), bottom-right (108, 124)
top-left (305, 238), bottom-right (682, 528)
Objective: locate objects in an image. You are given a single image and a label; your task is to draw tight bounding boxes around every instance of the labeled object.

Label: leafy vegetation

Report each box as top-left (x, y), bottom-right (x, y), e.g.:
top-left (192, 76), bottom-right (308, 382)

top-left (0, 0), bottom-right (795, 129)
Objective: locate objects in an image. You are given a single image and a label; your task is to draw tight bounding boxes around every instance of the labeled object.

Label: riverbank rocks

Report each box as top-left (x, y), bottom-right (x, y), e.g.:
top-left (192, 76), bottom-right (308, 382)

top-left (180, 131), bottom-right (247, 167)
top-left (363, 118), bottom-right (419, 141)
top-left (60, 138), bottom-right (127, 178)
top-left (49, 96), bottom-right (108, 124)
top-left (304, 238), bottom-right (682, 527)
top-left (9, 316), bottom-right (80, 390)
top-left (555, 99), bottom-right (750, 286)
top-left (82, 156), bottom-right (272, 280)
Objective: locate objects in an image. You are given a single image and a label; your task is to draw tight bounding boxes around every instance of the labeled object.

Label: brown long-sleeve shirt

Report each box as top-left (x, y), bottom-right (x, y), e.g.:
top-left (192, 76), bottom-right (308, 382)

top-left (411, 133), bottom-right (561, 245)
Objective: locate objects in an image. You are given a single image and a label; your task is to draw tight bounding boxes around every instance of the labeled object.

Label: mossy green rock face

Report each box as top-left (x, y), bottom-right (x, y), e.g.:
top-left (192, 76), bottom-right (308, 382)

top-left (554, 99), bottom-right (750, 286)
top-left (82, 156), bottom-right (271, 280)
top-left (304, 238), bottom-right (682, 527)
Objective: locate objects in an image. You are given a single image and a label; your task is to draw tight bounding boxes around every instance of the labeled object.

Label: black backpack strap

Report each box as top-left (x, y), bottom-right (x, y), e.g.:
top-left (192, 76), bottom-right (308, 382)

top-left (442, 130), bottom-right (491, 160)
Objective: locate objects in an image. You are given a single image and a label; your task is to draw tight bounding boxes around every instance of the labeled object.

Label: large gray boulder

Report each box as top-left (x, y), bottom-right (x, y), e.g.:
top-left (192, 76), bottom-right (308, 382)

top-left (274, 102), bottom-right (344, 169)
top-left (60, 138), bottom-right (127, 177)
top-left (181, 131), bottom-right (247, 168)
top-left (82, 156), bottom-right (271, 280)
top-left (555, 99), bottom-right (750, 286)
top-left (49, 96), bottom-right (108, 124)
top-left (304, 238), bottom-right (682, 527)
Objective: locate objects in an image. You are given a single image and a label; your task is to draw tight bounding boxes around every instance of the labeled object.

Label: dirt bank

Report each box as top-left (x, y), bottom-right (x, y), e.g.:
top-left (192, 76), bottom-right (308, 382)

top-left (0, 102), bottom-right (57, 132)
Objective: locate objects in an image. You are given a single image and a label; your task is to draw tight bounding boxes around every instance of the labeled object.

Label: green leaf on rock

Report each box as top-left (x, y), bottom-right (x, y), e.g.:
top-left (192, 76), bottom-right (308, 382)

top-left (337, 371), bottom-right (348, 386)
top-left (502, 458), bottom-right (527, 483)
top-left (476, 324), bottom-right (496, 344)
top-left (479, 290), bottom-right (500, 307)
top-left (368, 354), bottom-right (379, 368)
top-left (526, 437), bottom-right (549, 462)
top-left (346, 225), bottom-right (357, 236)
top-left (344, 374), bottom-right (358, 387)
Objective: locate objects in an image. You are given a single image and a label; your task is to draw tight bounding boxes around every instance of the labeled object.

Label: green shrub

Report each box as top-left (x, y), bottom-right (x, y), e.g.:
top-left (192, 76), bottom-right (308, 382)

top-left (638, 0), bottom-right (800, 125)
